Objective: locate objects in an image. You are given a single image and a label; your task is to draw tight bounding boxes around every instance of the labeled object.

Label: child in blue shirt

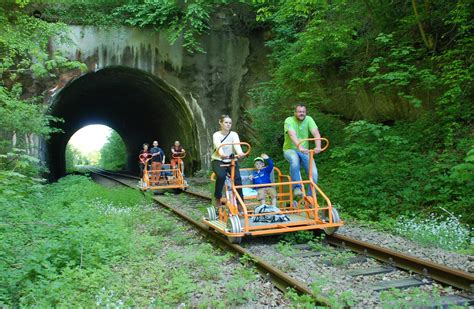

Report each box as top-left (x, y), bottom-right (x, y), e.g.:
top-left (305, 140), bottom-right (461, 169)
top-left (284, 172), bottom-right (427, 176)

top-left (249, 153), bottom-right (277, 207)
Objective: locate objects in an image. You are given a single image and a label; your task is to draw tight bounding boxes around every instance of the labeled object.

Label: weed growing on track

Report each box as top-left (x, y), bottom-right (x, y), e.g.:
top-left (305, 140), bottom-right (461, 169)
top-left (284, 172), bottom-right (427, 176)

top-left (394, 214), bottom-right (472, 251)
top-left (286, 276), bottom-right (357, 308)
top-left (225, 268), bottom-right (258, 305)
top-left (281, 230), bottom-right (315, 244)
top-left (379, 287), bottom-right (445, 308)
top-left (324, 250), bottom-right (356, 267)
top-left (308, 234), bottom-right (327, 251)
top-left (276, 241), bottom-right (296, 256)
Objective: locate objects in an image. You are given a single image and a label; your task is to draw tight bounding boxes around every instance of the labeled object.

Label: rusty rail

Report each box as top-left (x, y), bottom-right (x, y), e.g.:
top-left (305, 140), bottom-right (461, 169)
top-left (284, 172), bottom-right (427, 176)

top-left (326, 234), bottom-right (474, 291)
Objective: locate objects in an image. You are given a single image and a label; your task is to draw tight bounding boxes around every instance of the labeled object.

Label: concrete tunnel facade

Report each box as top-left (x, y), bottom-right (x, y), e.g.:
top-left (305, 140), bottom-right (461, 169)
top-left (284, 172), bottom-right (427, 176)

top-left (47, 66), bottom-right (199, 180)
top-left (41, 19), bottom-right (269, 180)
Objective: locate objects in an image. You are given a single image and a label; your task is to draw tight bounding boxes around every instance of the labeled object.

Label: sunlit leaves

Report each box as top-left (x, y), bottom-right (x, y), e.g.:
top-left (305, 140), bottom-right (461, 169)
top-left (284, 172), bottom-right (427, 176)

top-left (114, 0), bottom-right (214, 54)
top-left (0, 7), bottom-right (83, 80)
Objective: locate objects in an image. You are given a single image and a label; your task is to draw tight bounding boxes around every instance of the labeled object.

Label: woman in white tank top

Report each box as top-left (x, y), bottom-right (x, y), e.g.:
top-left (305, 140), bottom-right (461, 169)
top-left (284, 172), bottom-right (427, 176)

top-left (211, 115), bottom-right (246, 210)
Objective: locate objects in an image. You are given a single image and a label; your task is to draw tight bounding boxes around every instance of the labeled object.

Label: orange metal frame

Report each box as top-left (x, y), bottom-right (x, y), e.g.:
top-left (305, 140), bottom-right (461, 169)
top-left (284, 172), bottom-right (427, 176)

top-left (204, 138), bottom-right (343, 237)
top-left (140, 152), bottom-right (188, 191)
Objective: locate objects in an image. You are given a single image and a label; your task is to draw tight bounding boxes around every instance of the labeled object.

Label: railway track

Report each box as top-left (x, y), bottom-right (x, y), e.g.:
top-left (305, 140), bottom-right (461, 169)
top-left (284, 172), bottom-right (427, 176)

top-left (87, 168), bottom-right (474, 307)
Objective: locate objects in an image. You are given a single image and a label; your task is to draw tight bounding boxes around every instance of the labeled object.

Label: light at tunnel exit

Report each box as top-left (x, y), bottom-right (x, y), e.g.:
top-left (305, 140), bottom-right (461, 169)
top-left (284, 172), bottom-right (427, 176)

top-left (68, 125), bottom-right (112, 155)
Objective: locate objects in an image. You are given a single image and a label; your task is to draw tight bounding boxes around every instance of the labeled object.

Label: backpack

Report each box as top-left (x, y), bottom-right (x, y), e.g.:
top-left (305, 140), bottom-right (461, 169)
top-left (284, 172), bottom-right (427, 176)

top-left (253, 205), bottom-right (290, 223)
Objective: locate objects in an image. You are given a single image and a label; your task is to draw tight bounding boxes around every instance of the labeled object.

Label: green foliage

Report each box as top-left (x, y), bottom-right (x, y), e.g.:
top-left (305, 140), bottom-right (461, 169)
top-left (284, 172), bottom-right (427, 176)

top-left (275, 240), bottom-right (296, 257)
top-left (0, 175), bottom-right (148, 306)
top-left (247, 0), bottom-right (473, 227)
top-left (323, 250), bottom-right (356, 267)
top-left (2, 174), bottom-right (252, 306)
top-left (40, 1), bottom-right (128, 26)
top-left (250, 0), bottom-right (473, 112)
top-left (224, 268), bottom-right (257, 305)
top-left (112, 0), bottom-right (217, 54)
top-left (349, 33), bottom-right (437, 108)
top-left (0, 148), bottom-right (42, 176)
top-left (0, 4), bottom-right (86, 176)
top-left (0, 6), bottom-right (85, 80)
top-left (65, 144), bottom-right (89, 172)
top-left (0, 85), bottom-right (62, 139)
top-left (320, 119), bottom-right (473, 225)
top-left (280, 230), bottom-right (314, 244)
top-left (98, 131), bottom-right (127, 171)
top-left (380, 287), bottom-right (444, 308)
top-left (450, 148), bottom-right (474, 182)
top-left (307, 234), bottom-right (326, 251)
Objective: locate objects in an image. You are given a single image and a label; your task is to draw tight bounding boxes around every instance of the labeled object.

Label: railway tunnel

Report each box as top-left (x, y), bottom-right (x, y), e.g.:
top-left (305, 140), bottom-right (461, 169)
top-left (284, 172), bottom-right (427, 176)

top-left (46, 66), bottom-right (200, 180)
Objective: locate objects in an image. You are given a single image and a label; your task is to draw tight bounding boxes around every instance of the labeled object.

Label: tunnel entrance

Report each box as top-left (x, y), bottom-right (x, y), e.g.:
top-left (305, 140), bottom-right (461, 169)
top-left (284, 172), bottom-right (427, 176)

top-left (46, 66), bottom-right (199, 180)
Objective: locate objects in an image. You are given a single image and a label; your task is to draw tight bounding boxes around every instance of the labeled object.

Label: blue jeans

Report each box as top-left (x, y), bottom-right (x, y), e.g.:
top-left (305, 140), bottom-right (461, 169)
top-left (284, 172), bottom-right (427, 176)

top-left (283, 149), bottom-right (318, 190)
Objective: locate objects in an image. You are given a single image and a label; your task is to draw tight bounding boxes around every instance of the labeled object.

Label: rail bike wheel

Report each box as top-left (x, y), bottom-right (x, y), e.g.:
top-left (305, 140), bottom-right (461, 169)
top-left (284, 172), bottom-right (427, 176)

top-left (227, 215), bottom-right (242, 244)
top-left (206, 206), bottom-right (217, 221)
top-left (323, 207), bottom-right (341, 235)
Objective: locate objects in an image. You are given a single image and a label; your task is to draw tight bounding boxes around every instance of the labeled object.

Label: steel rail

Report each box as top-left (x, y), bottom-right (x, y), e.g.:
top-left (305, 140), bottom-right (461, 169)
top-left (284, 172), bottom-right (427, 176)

top-left (325, 234), bottom-right (474, 291)
top-left (88, 169), bottom-right (331, 306)
top-left (89, 169), bottom-right (474, 292)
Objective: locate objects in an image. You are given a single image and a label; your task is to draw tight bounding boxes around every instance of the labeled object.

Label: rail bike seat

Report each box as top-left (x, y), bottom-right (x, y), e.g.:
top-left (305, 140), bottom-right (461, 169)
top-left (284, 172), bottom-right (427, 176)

top-left (157, 164), bottom-right (172, 177)
top-left (225, 168), bottom-right (276, 198)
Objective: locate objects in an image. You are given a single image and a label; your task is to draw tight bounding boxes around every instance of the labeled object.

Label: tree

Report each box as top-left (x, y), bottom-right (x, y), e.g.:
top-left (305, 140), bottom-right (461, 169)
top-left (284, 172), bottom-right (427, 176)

top-left (0, 3), bottom-right (85, 174)
top-left (99, 131), bottom-right (127, 171)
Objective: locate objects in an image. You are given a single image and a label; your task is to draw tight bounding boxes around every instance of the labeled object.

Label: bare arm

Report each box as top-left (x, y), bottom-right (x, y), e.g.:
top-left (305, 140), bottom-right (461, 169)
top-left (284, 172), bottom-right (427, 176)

top-left (288, 129), bottom-right (308, 154)
top-left (233, 133), bottom-right (245, 158)
top-left (311, 127), bottom-right (322, 153)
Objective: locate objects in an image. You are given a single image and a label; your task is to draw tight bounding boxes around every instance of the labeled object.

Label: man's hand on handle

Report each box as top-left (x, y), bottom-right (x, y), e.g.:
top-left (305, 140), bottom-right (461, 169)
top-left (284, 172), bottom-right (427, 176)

top-left (298, 145), bottom-right (309, 154)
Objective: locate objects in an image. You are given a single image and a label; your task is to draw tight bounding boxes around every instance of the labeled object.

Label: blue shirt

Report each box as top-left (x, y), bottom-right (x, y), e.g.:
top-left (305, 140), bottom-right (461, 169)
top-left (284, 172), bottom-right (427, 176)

top-left (252, 158), bottom-right (274, 187)
top-left (150, 146), bottom-right (165, 162)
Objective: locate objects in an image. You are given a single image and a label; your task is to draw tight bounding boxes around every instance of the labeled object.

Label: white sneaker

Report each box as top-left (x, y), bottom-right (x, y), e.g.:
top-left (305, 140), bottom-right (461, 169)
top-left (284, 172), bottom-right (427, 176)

top-left (293, 187), bottom-right (303, 198)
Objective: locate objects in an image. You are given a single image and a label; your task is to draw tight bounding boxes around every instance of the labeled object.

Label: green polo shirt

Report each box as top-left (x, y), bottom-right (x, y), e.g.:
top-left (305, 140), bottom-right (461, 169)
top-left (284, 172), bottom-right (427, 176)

top-left (283, 116), bottom-right (318, 150)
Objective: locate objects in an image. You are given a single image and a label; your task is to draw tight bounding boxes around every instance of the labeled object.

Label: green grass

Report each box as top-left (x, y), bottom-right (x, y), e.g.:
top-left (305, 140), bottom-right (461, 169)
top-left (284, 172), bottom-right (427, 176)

top-left (1, 174), bottom-right (286, 307)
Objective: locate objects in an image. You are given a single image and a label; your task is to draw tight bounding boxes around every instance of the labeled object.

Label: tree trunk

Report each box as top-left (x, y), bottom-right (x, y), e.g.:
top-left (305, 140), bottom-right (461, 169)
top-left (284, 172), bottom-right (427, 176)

top-left (412, 0), bottom-right (434, 50)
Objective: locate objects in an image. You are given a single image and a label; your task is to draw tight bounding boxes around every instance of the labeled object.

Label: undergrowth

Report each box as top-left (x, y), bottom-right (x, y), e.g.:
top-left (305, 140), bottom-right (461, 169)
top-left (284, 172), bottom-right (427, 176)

top-left (0, 174), bottom-right (276, 306)
top-left (0, 174), bottom-right (148, 306)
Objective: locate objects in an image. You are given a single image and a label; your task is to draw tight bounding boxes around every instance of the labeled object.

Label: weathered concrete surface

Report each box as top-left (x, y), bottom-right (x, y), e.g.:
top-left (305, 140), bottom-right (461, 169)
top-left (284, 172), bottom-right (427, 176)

top-left (46, 15), bottom-right (268, 178)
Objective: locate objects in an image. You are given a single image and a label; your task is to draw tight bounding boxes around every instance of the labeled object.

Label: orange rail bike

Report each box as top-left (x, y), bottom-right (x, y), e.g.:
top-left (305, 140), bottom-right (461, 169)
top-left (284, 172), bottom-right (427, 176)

top-left (203, 139), bottom-right (343, 243)
top-left (139, 151), bottom-right (188, 192)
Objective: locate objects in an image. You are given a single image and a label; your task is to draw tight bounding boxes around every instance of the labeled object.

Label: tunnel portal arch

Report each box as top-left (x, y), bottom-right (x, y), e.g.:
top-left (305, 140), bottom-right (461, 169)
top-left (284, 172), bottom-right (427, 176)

top-left (46, 66), bottom-right (200, 180)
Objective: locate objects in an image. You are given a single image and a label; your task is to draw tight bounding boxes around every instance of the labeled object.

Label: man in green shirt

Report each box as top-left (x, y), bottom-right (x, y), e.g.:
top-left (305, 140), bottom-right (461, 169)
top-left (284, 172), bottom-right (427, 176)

top-left (283, 104), bottom-right (322, 198)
